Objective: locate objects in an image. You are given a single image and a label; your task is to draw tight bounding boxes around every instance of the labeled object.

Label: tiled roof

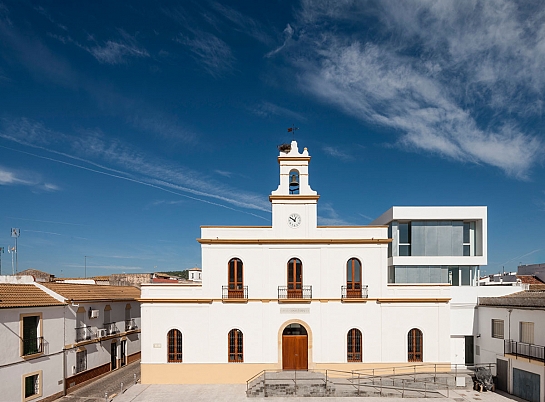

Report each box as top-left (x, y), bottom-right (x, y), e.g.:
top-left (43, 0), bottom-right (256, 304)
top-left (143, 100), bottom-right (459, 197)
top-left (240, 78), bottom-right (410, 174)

top-left (0, 284), bottom-right (65, 308)
top-left (42, 283), bottom-right (140, 302)
top-left (479, 290), bottom-right (545, 308)
top-left (516, 275), bottom-right (544, 284)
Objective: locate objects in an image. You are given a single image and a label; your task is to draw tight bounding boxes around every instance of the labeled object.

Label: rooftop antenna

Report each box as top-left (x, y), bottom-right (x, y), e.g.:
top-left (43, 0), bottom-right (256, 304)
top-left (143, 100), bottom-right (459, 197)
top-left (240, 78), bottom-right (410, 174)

top-left (11, 228), bottom-right (19, 273)
top-left (287, 125), bottom-right (299, 141)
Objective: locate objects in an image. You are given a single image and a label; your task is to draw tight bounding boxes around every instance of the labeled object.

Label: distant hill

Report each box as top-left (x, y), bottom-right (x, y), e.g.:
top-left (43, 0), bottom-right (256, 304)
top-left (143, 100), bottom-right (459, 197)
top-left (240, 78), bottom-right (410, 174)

top-left (162, 270), bottom-right (189, 279)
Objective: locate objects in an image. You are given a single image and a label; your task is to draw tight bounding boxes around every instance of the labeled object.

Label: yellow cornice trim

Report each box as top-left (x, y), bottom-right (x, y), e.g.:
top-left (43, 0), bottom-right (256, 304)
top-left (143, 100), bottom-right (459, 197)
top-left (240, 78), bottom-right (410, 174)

top-left (200, 226), bottom-right (272, 228)
top-left (269, 195), bottom-right (320, 201)
top-left (278, 156), bottom-right (311, 162)
top-left (196, 238), bottom-right (391, 245)
top-left (377, 298), bottom-right (451, 303)
top-left (139, 297), bottom-right (449, 304)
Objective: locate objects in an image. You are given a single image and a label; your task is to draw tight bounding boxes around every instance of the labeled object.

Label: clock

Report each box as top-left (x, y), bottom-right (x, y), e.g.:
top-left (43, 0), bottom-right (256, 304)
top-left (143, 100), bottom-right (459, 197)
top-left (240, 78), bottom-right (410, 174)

top-left (288, 213), bottom-right (301, 228)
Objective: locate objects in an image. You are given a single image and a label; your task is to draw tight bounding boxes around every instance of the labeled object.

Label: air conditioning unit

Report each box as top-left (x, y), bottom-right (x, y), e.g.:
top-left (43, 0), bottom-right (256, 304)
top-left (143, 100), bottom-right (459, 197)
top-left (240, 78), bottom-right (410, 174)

top-left (89, 309), bottom-right (99, 319)
top-left (97, 329), bottom-right (107, 338)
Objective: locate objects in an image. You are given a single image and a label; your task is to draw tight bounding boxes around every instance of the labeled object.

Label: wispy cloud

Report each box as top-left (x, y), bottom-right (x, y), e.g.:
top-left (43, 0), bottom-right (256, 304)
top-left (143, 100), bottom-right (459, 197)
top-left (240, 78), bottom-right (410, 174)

top-left (175, 30), bottom-right (234, 77)
top-left (209, 2), bottom-right (272, 45)
top-left (265, 24), bottom-right (294, 58)
top-left (0, 165), bottom-right (60, 191)
top-left (214, 170), bottom-right (233, 178)
top-left (322, 145), bottom-right (353, 161)
top-left (288, 0), bottom-right (544, 178)
top-left (0, 118), bottom-right (271, 219)
top-left (318, 202), bottom-right (350, 226)
top-left (249, 101), bottom-right (306, 121)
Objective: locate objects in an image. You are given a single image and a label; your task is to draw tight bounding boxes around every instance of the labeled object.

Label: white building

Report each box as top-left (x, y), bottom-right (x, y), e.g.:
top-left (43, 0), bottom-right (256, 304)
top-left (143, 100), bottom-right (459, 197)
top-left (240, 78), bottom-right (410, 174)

top-left (476, 291), bottom-right (545, 402)
top-left (140, 141), bottom-right (521, 384)
top-left (187, 268), bottom-right (202, 282)
top-left (0, 276), bottom-right (141, 401)
top-left (0, 277), bottom-right (66, 402)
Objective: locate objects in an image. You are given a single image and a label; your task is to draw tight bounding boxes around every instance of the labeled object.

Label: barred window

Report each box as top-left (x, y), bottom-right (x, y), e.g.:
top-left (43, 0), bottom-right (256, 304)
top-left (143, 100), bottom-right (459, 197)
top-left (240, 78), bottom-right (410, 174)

top-left (167, 329), bottom-right (183, 362)
top-left (520, 322), bottom-right (534, 344)
top-left (23, 372), bottom-right (41, 400)
top-left (491, 319), bottom-right (504, 339)
top-left (76, 350), bottom-right (87, 373)
top-left (347, 328), bottom-right (362, 362)
top-left (408, 328), bottom-right (423, 362)
top-left (228, 329), bottom-right (243, 363)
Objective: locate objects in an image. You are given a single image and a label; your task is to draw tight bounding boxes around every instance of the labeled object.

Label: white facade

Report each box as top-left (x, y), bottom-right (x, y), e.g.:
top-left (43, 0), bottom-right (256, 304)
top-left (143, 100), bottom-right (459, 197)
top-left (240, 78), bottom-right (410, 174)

top-left (141, 141), bottom-right (522, 384)
top-left (476, 297), bottom-right (545, 402)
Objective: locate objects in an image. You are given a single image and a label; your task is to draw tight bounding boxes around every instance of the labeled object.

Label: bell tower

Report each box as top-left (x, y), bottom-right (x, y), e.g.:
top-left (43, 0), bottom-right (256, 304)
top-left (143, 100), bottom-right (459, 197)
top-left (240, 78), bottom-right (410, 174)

top-left (270, 141), bottom-right (319, 236)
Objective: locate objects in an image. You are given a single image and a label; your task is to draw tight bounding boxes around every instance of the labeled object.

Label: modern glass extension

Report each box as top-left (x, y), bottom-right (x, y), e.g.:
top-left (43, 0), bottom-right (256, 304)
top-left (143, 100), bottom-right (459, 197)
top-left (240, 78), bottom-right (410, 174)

top-left (388, 265), bottom-right (478, 285)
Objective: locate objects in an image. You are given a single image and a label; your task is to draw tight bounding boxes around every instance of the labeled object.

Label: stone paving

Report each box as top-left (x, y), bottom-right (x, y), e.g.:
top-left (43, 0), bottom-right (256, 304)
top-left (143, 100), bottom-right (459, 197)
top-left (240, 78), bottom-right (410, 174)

top-left (113, 383), bottom-right (525, 402)
top-left (55, 360), bottom-right (141, 402)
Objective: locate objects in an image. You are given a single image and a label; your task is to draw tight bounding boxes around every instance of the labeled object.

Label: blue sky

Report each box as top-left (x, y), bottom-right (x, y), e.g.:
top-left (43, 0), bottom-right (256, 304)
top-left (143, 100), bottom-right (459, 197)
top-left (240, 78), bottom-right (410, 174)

top-left (0, 0), bottom-right (544, 278)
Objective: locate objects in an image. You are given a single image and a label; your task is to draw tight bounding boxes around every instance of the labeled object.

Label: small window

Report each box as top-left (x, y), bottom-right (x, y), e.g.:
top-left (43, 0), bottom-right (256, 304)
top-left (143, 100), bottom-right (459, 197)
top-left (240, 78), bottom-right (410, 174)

top-left (23, 371), bottom-right (41, 401)
top-left (398, 223), bottom-right (411, 256)
top-left (76, 350), bottom-right (87, 373)
top-left (22, 315), bottom-right (41, 356)
top-left (228, 329), bottom-right (243, 362)
top-left (520, 322), bottom-right (534, 344)
top-left (228, 258), bottom-right (244, 296)
top-left (167, 329), bottom-right (183, 362)
top-left (492, 319), bottom-right (504, 339)
top-left (408, 328), bottom-right (423, 362)
top-left (347, 328), bottom-right (362, 362)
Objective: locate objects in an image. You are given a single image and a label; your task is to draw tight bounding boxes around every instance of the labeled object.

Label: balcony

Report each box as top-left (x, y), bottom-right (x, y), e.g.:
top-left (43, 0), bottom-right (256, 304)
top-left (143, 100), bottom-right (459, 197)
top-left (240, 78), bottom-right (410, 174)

top-left (222, 285), bottom-right (248, 300)
top-left (278, 285), bottom-right (312, 300)
top-left (22, 337), bottom-right (43, 356)
top-left (505, 339), bottom-right (545, 363)
top-left (125, 319), bottom-right (137, 331)
top-left (341, 285), bottom-right (369, 299)
top-left (103, 322), bottom-right (119, 335)
top-left (75, 326), bottom-right (93, 342)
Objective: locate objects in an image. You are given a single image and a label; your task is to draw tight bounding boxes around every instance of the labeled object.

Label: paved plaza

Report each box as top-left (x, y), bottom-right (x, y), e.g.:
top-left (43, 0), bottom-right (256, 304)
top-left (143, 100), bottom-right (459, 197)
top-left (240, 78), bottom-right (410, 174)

top-left (113, 384), bottom-right (524, 402)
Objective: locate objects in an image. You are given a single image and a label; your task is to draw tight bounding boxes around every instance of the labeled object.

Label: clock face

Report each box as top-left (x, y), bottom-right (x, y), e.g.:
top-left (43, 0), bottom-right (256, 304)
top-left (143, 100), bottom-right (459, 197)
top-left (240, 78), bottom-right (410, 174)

top-left (288, 213), bottom-right (301, 228)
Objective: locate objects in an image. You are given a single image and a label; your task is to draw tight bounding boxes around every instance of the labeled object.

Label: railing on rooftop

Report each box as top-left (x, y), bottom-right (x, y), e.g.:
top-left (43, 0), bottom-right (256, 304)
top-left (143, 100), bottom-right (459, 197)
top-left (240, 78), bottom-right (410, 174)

top-left (222, 285), bottom-right (248, 299)
top-left (505, 339), bottom-right (545, 364)
top-left (125, 319), bottom-right (137, 331)
top-left (341, 285), bottom-right (369, 299)
top-left (75, 326), bottom-right (93, 342)
top-left (22, 337), bottom-right (43, 356)
top-left (103, 322), bottom-right (119, 335)
top-left (278, 285), bottom-right (312, 300)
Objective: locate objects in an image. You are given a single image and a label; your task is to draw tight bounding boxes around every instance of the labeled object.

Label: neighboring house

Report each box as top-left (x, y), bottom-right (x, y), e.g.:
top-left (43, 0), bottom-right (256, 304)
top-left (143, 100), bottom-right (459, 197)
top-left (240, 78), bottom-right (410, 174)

top-left (0, 277), bottom-right (66, 402)
top-left (38, 282), bottom-right (141, 392)
top-left (187, 268), bottom-right (202, 282)
top-left (140, 141), bottom-right (522, 385)
top-left (476, 291), bottom-right (545, 402)
top-left (17, 269), bottom-right (55, 283)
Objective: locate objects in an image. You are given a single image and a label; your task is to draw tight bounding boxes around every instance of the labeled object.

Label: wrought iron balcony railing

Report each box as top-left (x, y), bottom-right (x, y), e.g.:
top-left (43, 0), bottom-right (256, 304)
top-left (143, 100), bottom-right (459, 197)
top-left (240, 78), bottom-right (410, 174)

top-left (75, 326), bottom-right (93, 342)
top-left (278, 285), bottom-right (312, 299)
top-left (125, 319), bottom-right (137, 331)
top-left (222, 285), bottom-right (248, 299)
top-left (22, 337), bottom-right (43, 356)
top-left (103, 322), bottom-right (119, 335)
top-left (341, 285), bottom-right (369, 299)
top-left (505, 339), bottom-right (545, 363)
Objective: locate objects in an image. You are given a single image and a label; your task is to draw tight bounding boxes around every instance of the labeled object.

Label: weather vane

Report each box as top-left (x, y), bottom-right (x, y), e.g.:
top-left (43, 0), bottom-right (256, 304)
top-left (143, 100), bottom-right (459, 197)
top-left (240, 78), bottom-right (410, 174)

top-left (287, 125), bottom-right (299, 141)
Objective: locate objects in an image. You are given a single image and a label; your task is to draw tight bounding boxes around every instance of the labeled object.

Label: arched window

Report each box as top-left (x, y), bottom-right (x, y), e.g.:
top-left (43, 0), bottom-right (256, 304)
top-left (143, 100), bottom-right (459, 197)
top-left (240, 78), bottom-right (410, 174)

top-left (228, 258), bottom-right (244, 298)
top-left (289, 169), bottom-right (300, 194)
top-left (167, 329), bottom-right (183, 362)
top-left (346, 258), bottom-right (362, 298)
top-left (287, 258), bottom-right (303, 298)
top-left (347, 328), bottom-right (362, 362)
top-left (228, 329), bottom-right (243, 362)
top-left (408, 328), bottom-right (423, 362)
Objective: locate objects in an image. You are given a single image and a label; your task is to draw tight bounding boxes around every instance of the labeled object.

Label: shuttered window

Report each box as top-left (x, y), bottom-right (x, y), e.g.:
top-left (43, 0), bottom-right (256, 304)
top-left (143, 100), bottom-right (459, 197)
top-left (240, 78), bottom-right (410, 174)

top-left (491, 319), bottom-right (504, 339)
top-left (520, 322), bottom-right (534, 344)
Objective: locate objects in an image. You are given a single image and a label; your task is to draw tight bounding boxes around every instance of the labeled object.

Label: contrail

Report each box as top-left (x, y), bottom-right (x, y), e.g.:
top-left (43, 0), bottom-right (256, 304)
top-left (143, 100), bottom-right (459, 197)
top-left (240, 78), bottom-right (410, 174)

top-left (0, 144), bottom-right (269, 221)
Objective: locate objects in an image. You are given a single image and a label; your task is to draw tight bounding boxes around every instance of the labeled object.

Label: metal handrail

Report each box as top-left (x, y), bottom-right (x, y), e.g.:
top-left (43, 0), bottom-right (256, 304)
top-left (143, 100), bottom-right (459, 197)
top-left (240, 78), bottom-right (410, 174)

top-left (341, 285), bottom-right (369, 299)
top-left (278, 285), bottom-right (312, 299)
top-left (505, 339), bottom-right (545, 364)
top-left (125, 319), bottom-right (137, 331)
top-left (222, 285), bottom-right (248, 299)
top-left (103, 322), bottom-right (119, 335)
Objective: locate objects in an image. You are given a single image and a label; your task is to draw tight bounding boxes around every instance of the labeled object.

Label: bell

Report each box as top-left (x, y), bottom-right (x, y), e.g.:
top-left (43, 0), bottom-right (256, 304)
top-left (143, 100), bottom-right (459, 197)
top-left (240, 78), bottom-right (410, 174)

top-left (290, 174), bottom-right (299, 186)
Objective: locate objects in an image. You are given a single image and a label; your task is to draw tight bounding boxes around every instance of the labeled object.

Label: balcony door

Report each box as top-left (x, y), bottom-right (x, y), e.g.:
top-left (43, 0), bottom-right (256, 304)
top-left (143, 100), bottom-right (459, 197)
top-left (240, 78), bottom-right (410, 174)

top-left (287, 258), bottom-right (302, 298)
top-left (346, 258), bottom-right (362, 298)
top-left (228, 258), bottom-right (244, 298)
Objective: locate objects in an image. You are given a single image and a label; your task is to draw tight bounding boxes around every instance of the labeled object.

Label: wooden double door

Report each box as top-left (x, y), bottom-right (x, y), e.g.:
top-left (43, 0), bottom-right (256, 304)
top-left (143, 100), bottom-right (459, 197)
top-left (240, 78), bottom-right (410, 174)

top-left (282, 323), bottom-right (308, 370)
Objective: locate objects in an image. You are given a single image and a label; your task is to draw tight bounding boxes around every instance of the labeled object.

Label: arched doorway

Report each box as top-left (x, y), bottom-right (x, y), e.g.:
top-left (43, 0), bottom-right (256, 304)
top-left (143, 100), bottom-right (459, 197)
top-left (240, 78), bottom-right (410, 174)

top-left (282, 323), bottom-right (308, 370)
